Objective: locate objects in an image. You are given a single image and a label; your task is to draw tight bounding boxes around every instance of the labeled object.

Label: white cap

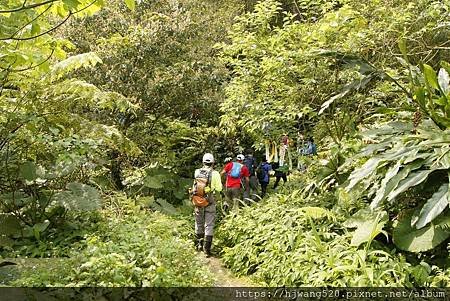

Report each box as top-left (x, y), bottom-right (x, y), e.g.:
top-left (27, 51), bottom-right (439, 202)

top-left (203, 153), bottom-right (214, 163)
top-left (236, 154), bottom-right (245, 161)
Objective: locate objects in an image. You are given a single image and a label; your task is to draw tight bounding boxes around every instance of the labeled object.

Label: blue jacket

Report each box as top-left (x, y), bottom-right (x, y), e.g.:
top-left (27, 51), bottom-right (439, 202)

top-left (303, 142), bottom-right (317, 156)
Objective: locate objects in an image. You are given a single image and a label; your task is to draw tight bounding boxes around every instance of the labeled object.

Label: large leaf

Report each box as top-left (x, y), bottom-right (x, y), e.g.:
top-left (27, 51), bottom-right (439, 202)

top-left (343, 207), bottom-right (374, 228)
top-left (359, 141), bottom-right (392, 157)
top-left (386, 169), bottom-right (433, 202)
top-left (143, 175), bottom-right (164, 189)
top-left (371, 160), bottom-right (425, 209)
top-left (350, 211), bottom-right (388, 247)
top-left (0, 214), bottom-right (22, 236)
top-left (423, 64), bottom-right (439, 91)
top-left (346, 158), bottom-right (382, 191)
top-left (50, 52), bottom-right (102, 81)
top-left (20, 162), bottom-right (37, 181)
top-left (151, 198), bottom-right (177, 215)
top-left (393, 209), bottom-right (450, 252)
top-left (319, 90), bottom-right (349, 115)
top-left (371, 162), bottom-right (401, 208)
top-left (414, 184), bottom-right (449, 229)
top-left (54, 182), bottom-right (101, 211)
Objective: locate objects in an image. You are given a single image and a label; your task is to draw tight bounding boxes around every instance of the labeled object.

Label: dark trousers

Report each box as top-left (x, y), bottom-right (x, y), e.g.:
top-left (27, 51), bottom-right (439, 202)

top-left (260, 181), bottom-right (269, 197)
top-left (273, 173), bottom-right (287, 189)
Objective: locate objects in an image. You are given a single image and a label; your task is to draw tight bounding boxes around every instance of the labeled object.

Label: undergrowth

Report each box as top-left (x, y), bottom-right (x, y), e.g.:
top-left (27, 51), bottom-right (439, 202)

top-left (216, 176), bottom-right (450, 287)
top-left (11, 197), bottom-right (213, 287)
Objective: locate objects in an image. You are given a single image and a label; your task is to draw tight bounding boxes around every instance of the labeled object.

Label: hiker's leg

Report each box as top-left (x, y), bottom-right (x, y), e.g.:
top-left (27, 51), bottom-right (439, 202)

top-left (273, 176), bottom-right (281, 189)
top-left (261, 182), bottom-right (268, 197)
top-left (204, 202), bottom-right (215, 256)
top-left (243, 187), bottom-right (250, 200)
top-left (204, 235), bottom-right (213, 257)
top-left (231, 188), bottom-right (241, 211)
top-left (204, 202), bottom-right (216, 237)
top-left (249, 176), bottom-right (259, 197)
top-left (194, 206), bottom-right (205, 234)
top-left (194, 206), bottom-right (205, 250)
top-left (282, 173), bottom-right (287, 183)
top-left (224, 188), bottom-right (233, 213)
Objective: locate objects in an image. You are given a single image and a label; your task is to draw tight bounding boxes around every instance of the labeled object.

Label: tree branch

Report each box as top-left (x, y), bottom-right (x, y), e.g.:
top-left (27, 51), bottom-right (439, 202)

top-left (0, 12), bottom-right (72, 41)
top-left (9, 3), bottom-right (53, 39)
top-left (0, 48), bottom-right (54, 72)
top-left (0, 0), bottom-right (59, 13)
top-left (1, 0), bottom-right (98, 41)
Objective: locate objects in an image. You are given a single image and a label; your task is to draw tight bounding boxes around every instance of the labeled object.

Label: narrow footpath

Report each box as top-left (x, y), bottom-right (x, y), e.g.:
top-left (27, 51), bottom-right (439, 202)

top-left (203, 255), bottom-right (254, 287)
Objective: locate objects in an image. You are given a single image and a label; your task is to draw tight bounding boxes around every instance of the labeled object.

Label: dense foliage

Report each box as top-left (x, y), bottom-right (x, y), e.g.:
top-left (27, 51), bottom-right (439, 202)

top-left (1, 0), bottom-right (450, 289)
top-left (215, 0), bottom-right (450, 288)
top-left (216, 180), bottom-right (435, 286)
top-left (10, 196), bottom-right (213, 286)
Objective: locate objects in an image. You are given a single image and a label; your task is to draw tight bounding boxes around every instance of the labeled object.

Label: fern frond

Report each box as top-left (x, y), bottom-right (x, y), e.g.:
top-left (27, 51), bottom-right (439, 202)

top-left (49, 52), bottom-right (102, 81)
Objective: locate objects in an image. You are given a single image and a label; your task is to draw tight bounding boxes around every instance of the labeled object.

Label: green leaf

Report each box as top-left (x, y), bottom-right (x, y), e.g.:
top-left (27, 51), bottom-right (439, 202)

top-left (351, 211), bottom-right (387, 247)
top-left (343, 207), bottom-right (373, 228)
top-left (386, 169), bottom-right (433, 202)
top-left (124, 0), bottom-right (135, 10)
top-left (0, 214), bottom-right (22, 236)
top-left (299, 207), bottom-right (335, 220)
top-left (20, 161), bottom-right (37, 181)
top-left (371, 162), bottom-right (401, 208)
top-left (414, 87), bottom-right (426, 107)
top-left (398, 39), bottom-right (407, 59)
top-left (371, 167), bottom-right (408, 208)
top-left (136, 196), bottom-right (155, 207)
top-left (34, 220), bottom-right (50, 232)
top-left (54, 182), bottom-right (101, 211)
top-left (346, 158), bottom-right (382, 191)
top-left (319, 90), bottom-right (349, 115)
top-left (414, 184), bottom-right (449, 229)
top-left (32, 220), bottom-right (50, 239)
top-left (143, 176), bottom-right (164, 189)
top-left (62, 0), bottom-right (81, 9)
top-left (423, 64), bottom-right (439, 91)
top-left (31, 23), bottom-right (40, 36)
top-left (151, 198), bottom-right (177, 215)
top-left (393, 209), bottom-right (450, 252)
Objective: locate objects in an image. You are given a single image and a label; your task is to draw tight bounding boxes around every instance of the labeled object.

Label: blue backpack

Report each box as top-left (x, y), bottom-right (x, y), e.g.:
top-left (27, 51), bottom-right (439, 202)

top-left (230, 162), bottom-right (242, 178)
top-left (257, 163), bottom-right (270, 182)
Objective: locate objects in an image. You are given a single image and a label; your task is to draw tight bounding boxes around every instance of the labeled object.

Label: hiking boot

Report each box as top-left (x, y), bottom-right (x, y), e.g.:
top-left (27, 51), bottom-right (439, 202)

top-left (195, 233), bottom-right (204, 251)
top-left (204, 235), bottom-right (213, 257)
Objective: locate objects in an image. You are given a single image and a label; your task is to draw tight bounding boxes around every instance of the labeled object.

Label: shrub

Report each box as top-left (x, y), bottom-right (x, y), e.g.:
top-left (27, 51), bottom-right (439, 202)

top-left (13, 200), bottom-right (213, 287)
top-left (216, 189), bottom-right (434, 286)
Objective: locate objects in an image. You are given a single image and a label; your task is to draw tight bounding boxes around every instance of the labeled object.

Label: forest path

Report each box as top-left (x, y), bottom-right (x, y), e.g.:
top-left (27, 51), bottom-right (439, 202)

top-left (201, 255), bottom-right (255, 287)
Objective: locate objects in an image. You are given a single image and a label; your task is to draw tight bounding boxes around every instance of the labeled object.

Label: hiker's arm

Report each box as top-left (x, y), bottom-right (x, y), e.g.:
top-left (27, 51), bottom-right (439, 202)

top-left (211, 171), bottom-right (223, 192)
top-left (245, 176), bottom-right (250, 190)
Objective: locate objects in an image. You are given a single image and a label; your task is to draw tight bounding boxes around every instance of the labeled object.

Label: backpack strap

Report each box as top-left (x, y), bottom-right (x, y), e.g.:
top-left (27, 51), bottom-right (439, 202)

top-left (206, 168), bottom-right (213, 192)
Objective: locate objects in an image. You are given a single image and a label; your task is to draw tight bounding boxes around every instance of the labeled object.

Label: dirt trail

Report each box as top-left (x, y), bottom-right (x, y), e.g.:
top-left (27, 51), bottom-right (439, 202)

top-left (202, 256), bottom-right (254, 287)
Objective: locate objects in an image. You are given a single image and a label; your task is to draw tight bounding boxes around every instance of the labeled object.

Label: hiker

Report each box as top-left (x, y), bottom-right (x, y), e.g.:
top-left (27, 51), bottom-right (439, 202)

top-left (257, 157), bottom-right (272, 197)
top-left (297, 132), bottom-right (306, 170)
top-left (192, 153), bottom-right (223, 257)
top-left (303, 136), bottom-right (317, 156)
top-left (272, 161), bottom-right (287, 190)
top-left (243, 149), bottom-right (259, 200)
top-left (220, 154), bottom-right (250, 213)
